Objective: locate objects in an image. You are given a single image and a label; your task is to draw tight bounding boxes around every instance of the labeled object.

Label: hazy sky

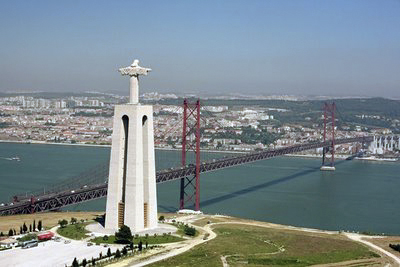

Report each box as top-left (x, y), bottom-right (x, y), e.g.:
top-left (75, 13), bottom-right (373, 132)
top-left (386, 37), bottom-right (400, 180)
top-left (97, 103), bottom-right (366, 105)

top-left (0, 0), bottom-right (399, 97)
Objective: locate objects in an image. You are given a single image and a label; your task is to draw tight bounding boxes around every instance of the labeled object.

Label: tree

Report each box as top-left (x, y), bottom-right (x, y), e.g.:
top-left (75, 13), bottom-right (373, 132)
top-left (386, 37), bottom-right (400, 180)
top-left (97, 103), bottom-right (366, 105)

top-left (8, 229), bottom-right (13, 236)
top-left (146, 241), bottom-right (148, 249)
top-left (82, 258), bottom-right (87, 267)
top-left (38, 220), bottom-right (42, 231)
top-left (0, 232), bottom-right (3, 236)
top-left (99, 252), bottom-right (102, 259)
top-left (129, 242), bottom-right (134, 251)
top-left (19, 226), bottom-right (23, 235)
top-left (70, 217), bottom-right (77, 225)
top-left (58, 219), bottom-right (68, 228)
top-left (115, 225), bottom-right (133, 244)
top-left (184, 224), bottom-right (196, 236)
top-left (23, 222), bottom-right (28, 233)
top-left (33, 220), bottom-right (36, 231)
top-left (122, 246), bottom-right (127, 255)
top-left (138, 241), bottom-right (143, 252)
top-left (115, 249), bottom-right (121, 258)
top-left (29, 224), bottom-right (32, 232)
top-left (72, 258), bottom-right (79, 267)
top-left (107, 248), bottom-right (112, 258)
top-left (158, 215), bottom-right (165, 222)
top-left (91, 257), bottom-right (95, 266)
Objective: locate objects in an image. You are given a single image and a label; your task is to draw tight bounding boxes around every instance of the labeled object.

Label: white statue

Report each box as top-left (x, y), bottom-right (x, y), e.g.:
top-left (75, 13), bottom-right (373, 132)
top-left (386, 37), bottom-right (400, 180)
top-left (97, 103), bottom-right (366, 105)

top-left (119, 59), bottom-right (151, 104)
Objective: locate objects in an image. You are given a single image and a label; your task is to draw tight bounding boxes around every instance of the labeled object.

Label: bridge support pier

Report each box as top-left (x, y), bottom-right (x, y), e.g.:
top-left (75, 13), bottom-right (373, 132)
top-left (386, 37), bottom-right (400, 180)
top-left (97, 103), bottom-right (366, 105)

top-left (180, 99), bottom-right (201, 211)
top-left (321, 102), bottom-right (336, 171)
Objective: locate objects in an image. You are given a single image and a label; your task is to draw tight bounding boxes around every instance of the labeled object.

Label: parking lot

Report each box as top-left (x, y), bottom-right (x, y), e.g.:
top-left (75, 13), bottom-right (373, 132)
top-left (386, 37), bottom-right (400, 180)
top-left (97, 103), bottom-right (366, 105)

top-left (0, 239), bottom-right (121, 267)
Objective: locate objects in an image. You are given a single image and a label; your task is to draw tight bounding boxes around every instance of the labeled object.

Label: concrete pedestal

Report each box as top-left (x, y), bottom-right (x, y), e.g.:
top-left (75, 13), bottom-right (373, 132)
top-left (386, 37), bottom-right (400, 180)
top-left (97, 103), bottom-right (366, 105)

top-left (105, 104), bottom-right (158, 232)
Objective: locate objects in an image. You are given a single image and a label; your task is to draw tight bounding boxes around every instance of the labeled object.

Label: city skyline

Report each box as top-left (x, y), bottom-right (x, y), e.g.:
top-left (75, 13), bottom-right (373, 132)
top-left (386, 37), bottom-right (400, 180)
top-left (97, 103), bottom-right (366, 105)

top-left (0, 0), bottom-right (399, 98)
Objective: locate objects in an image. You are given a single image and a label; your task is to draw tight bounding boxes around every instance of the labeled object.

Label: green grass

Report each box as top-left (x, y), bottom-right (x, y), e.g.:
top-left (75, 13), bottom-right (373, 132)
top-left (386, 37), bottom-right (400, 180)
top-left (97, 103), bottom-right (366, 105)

top-left (148, 224), bottom-right (379, 267)
top-left (57, 223), bottom-right (90, 240)
top-left (17, 233), bottom-right (37, 242)
top-left (90, 234), bottom-right (184, 245)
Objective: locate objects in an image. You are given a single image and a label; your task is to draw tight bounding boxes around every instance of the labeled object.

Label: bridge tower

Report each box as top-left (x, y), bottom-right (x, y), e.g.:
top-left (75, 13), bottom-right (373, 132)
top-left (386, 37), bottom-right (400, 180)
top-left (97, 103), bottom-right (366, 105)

top-left (105, 59), bottom-right (158, 232)
top-left (180, 99), bottom-right (201, 211)
top-left (321, 102), bottom-right (336, 171)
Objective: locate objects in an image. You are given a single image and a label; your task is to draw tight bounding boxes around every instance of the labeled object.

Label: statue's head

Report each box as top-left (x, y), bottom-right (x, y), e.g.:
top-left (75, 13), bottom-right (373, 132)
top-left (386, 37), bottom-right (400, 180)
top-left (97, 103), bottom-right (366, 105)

top-left (131, 59), bottom-right (140, 67)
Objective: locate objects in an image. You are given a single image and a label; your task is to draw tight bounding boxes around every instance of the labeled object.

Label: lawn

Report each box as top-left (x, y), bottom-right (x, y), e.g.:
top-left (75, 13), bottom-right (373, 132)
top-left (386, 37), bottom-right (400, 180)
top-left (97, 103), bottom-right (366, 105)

top-left (148, 224), bottom-right (379, 267)
top-left (57, 222), bottom-right (90, 240)
top-left (90, 234), bottom-right (184, 245)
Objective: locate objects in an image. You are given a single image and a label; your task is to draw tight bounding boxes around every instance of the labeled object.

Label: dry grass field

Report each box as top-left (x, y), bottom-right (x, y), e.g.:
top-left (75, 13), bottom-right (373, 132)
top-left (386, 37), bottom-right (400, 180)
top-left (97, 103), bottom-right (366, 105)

top-left (0, 211), bottom-right (102, 233)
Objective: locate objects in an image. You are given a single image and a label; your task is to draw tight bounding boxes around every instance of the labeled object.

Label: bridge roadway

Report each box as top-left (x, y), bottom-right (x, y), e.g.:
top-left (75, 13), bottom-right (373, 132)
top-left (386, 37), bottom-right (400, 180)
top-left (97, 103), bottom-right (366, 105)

top-left (0, 136), bottom-right (372, 216)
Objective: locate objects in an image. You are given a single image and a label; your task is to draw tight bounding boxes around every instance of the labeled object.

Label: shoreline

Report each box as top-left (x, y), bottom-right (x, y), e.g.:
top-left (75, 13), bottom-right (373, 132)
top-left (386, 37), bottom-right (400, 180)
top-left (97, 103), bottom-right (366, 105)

top-left (1, 210), bottom-right (397, 237)
top-left (0, 140), bottom-right (243, 154)
top-left (1, 139), bottom-right (396, 161)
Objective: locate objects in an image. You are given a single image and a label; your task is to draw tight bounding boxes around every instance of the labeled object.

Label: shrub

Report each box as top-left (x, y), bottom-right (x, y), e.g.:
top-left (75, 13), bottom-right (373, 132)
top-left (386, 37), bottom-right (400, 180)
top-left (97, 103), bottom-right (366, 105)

top-left (184, 224), bottom-right (196, 236)
top-left (389, 244), bottom-right (400, 252)
top-left (158, 215), bottom-right (165, 221)
top-left (115, 249), bottom-right (121, 258)
top-left (72, 258), bottom-right (79, 267)
top-left (115, 225), bottom-right (133, 244)
top-left (58, 219), bottom-right (68, 228)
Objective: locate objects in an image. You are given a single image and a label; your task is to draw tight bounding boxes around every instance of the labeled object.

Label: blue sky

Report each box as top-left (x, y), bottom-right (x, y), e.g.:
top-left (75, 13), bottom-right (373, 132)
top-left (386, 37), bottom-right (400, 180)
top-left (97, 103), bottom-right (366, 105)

top-left (0, 0), bottom-right (399, 97)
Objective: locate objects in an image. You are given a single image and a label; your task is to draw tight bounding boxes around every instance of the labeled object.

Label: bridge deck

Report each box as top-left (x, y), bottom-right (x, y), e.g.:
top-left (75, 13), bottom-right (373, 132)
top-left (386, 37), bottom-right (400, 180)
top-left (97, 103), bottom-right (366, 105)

top-left (0, 136), bottom-right (372, 215)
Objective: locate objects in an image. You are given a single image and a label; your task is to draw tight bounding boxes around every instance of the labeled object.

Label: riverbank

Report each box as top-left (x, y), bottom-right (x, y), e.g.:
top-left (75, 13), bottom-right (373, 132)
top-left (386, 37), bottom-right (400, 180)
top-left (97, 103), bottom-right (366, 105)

top-left (1, 211), bottom-right (397, 266)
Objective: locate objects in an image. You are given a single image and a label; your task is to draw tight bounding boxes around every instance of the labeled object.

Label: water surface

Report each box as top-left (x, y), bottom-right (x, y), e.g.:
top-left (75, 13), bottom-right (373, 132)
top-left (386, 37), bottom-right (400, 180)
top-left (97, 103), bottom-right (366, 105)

top-left (1, 143), bottom-right (399, 235)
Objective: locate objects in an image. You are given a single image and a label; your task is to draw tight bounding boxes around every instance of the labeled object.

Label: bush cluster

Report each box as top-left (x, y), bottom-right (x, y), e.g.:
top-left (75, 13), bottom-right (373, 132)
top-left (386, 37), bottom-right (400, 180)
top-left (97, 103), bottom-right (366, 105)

top-left (70, 243), bottom-right (158, 266)
top-left (389, 244), bottom-right (400, 252)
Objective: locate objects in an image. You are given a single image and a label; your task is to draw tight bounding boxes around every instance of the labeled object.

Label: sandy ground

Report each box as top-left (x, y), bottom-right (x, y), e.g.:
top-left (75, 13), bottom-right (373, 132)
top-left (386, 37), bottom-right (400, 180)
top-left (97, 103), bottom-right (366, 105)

top-left (0, 239), bottom-right (122, 267)
top-left (0, 211), bottom-right (101, 233)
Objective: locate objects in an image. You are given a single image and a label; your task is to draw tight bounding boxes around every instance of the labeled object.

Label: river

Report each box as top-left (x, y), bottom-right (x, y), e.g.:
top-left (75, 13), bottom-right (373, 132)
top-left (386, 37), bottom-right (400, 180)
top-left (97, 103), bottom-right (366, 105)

top-left (0, 143), bottom-right (399, 235)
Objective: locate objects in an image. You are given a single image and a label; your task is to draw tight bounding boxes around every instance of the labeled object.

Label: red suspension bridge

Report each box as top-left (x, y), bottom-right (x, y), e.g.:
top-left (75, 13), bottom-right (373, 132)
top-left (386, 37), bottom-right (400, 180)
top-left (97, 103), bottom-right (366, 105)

top-left (0, 100), bottom-right (374, 216)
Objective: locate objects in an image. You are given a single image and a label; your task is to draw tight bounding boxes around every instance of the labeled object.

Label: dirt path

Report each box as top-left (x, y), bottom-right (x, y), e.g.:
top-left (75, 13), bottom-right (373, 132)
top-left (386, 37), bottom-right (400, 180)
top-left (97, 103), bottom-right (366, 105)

top-left (131, 217), bottom-right (216, 267)
top-left (345, 233), bottom-right (400, 266)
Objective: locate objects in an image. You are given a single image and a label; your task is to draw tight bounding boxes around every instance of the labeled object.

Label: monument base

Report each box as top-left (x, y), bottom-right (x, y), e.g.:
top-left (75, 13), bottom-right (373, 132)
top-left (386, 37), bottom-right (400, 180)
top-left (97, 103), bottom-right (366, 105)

top-left (87, 222), bottom-right (177, 237)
